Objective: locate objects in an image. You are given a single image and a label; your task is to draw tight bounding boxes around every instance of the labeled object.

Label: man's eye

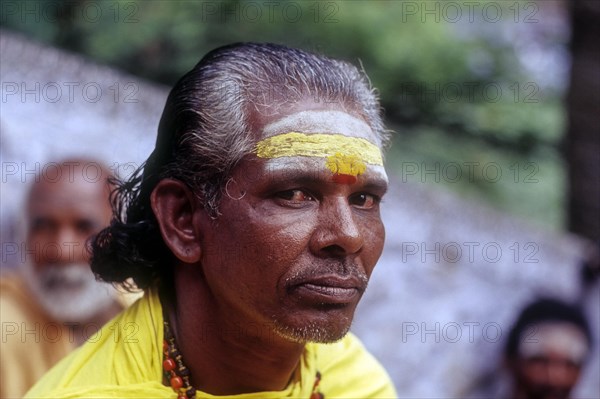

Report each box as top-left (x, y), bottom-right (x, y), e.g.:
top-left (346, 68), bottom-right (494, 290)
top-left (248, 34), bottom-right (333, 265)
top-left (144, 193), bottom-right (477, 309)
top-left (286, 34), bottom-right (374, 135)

top-left (276, 189), bottom-right (314, 202)
top-left (349, 193), bottom-right (378, 209)
top-left (30, 218), bottom-right (55, 233)
top-left (75, 219), bottom-right (97, 234)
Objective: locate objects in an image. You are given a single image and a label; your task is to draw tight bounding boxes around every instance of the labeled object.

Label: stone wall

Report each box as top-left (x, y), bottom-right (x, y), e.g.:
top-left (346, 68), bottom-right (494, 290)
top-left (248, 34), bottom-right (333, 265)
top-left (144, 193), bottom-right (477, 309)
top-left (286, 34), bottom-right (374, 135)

top-left (1, 29), bottom-right (168, 249)
top-left (353, 181), bottom-right (599, 397)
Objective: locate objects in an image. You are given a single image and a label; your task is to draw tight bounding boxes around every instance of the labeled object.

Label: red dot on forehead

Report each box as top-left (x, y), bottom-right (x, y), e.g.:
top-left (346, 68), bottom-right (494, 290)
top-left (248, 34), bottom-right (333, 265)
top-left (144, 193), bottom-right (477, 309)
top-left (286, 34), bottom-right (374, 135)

top-left (331, 174), bottom-right (358, 185)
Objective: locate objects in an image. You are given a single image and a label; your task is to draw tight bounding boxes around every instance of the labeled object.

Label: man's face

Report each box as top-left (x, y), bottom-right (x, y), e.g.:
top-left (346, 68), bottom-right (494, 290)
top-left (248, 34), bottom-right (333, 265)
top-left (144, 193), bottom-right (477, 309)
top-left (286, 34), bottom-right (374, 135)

top-left (199, 106), bottom-right (388, 344)
top-left (23, 167), bottom-right (114, 322)
top-left (513, 323), bottom-right (588, 399)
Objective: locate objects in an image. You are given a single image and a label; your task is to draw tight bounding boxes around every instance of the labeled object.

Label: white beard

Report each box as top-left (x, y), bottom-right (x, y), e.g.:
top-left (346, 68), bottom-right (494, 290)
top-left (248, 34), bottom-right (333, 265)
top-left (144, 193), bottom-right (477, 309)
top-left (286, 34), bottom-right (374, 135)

top-left (21, 261), bottom-right (115, 323)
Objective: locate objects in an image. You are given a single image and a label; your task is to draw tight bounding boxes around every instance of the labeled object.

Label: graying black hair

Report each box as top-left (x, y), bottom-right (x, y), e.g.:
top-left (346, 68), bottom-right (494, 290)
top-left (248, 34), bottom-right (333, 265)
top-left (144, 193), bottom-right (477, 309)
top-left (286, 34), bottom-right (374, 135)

top-left (91, 42), bottom-right (388, 290)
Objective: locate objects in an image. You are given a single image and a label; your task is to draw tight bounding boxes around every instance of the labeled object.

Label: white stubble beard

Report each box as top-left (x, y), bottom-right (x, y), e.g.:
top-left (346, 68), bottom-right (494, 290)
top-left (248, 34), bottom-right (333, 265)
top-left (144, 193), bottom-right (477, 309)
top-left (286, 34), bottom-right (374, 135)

top-left (21, 261), bottom-right (115, 323)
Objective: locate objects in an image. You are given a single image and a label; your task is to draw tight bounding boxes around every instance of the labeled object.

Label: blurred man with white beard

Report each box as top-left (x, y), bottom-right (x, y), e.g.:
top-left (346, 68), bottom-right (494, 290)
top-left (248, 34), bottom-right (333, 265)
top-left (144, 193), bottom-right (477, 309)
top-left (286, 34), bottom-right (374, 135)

top-left (0, 159), bottom-right (127, 398)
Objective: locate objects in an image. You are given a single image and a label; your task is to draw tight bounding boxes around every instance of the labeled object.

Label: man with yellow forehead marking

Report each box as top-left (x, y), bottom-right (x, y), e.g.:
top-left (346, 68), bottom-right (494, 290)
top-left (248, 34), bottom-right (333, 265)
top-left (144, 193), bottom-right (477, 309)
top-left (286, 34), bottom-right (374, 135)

top-left (27, 43), bottom-right (396, 399)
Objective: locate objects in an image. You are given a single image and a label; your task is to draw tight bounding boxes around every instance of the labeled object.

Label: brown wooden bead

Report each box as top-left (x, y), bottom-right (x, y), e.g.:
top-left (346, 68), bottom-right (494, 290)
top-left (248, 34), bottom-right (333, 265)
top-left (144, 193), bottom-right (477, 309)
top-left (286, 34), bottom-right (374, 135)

top-left (170, 376), bottom-right (183, 390)
top-left (163, 358), bottom-right (176, 371)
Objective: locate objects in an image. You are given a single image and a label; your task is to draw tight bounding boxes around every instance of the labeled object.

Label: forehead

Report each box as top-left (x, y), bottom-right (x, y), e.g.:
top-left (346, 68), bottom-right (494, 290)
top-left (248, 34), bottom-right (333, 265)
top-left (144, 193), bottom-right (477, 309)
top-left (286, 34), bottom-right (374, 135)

top-left (261, 110), bottom-right (379, 145)
top-left (519, 322), bottom-right (588, 361)
top-left (254, 109), bottom-right (387, 185)
top-left (27, 176), bottom-right (110, 218)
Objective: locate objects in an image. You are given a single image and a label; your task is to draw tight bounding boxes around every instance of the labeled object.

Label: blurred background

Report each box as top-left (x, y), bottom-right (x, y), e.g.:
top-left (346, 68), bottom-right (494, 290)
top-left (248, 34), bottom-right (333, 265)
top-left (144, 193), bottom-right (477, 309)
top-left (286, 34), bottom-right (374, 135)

top-left (1, 0), bottom-right (598, 398)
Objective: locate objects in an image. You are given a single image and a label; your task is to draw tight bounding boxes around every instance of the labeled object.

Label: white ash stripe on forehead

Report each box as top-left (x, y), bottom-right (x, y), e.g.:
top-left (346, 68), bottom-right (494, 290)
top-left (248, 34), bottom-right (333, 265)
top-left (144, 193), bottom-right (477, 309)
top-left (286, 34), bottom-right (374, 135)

top-left (519, 322), bottom-right (589, 363)
top-left (262, 158), bottom-right (389, 183)
top-left (261, 110), bottom-right (380, 146)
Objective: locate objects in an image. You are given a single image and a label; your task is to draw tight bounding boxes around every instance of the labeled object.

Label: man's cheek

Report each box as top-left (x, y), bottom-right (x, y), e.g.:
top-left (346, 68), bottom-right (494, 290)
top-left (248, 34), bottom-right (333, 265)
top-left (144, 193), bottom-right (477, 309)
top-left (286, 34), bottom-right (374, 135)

top-left (364, 225), bottom-right (385, 250)
top-left (255, 243), bottom-right (290, 271)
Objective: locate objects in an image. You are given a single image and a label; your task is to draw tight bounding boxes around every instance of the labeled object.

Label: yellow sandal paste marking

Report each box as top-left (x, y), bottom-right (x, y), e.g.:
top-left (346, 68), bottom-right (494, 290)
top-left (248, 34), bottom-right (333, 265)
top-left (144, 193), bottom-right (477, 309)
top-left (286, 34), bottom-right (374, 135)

top-left (325, 153), bottom-right (367, 176)
top-left (256, 132), bottom-right (383, 183)
top-left (255, 132), bottom-right (383, 180)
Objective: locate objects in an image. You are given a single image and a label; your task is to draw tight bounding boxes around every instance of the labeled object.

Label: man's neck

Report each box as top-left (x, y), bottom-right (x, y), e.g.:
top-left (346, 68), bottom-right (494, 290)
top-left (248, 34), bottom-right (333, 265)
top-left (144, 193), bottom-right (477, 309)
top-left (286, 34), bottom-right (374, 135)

top-left (168, 267), bottom-right (306, 395)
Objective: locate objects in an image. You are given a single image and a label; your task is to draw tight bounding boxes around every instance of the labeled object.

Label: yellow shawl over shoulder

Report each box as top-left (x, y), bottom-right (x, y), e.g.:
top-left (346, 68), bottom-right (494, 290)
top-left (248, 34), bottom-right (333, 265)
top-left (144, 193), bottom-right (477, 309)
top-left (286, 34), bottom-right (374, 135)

top-left (26, 291), bottom-right (396, 398)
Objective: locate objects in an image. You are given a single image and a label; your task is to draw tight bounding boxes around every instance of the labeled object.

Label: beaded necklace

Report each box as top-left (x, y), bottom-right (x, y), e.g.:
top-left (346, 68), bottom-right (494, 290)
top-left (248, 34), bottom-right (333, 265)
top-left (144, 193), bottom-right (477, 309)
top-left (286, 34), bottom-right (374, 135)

top-left (162, 320), bottom-right (324, 399)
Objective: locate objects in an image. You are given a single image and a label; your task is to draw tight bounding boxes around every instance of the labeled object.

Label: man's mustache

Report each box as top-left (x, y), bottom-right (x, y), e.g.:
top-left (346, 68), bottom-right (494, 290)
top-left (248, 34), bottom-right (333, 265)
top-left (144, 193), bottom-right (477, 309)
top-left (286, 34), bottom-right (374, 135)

top-left (284, 260), bottom-right (369, 291)
top-left (37, 263), bottom-right (91, 290)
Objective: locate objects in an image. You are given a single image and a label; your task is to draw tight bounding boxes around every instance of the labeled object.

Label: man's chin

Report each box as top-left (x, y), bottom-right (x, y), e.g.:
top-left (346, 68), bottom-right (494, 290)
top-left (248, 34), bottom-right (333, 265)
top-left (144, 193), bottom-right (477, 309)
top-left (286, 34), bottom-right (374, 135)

top-left (271, 313), bottom-right (353, 344)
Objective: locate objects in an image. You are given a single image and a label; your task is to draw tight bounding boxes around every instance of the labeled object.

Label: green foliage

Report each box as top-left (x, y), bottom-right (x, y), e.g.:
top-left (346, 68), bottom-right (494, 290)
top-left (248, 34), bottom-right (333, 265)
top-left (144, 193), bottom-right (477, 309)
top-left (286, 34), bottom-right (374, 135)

top-left (1, 0), bottom-right (567, 229)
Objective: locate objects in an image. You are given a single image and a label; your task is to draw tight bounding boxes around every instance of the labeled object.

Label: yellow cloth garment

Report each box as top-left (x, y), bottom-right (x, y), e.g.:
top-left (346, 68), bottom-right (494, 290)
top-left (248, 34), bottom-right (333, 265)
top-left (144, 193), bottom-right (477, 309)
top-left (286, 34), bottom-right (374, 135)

top-left (0, 275), bottom-right (75, 399)
top-left (26, 290), bottom-right (397, 398)
top-left (0, 273), bottom-right (137, 399)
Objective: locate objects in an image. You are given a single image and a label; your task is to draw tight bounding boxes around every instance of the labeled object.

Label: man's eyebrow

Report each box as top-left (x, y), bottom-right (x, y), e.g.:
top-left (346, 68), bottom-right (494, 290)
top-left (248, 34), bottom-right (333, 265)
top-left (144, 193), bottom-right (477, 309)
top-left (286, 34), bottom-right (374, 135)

top-left (361, 179), bottom-right (389, 195)
top-left (265, 167), bottom-right (389, 193)
top-left (264, 168), bottom-right (329, 185)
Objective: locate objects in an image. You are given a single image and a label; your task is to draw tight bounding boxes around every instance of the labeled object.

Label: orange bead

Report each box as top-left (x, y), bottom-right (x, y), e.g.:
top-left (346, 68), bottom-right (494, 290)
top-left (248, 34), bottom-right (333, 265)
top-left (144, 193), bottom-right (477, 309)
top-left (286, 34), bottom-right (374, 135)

top-left (163, 358), bottom-right (176, 371)
top-left (170, 376), bottom-right (183, 390)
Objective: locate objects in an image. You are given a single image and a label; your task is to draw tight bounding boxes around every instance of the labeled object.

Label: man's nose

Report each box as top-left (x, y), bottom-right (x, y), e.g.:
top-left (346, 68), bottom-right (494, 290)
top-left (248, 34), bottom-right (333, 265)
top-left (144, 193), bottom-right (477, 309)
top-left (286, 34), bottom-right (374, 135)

top-left (310, 197), bottom-right (363, 257)
top-left (53, 228), bottom-right (87, 264)
top-left (545, 360), bottom-right (576, 389)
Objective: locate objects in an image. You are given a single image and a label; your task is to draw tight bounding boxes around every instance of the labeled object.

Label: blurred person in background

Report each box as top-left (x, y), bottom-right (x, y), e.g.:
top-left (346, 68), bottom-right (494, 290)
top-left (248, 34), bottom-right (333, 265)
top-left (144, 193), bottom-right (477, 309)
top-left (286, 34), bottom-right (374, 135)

top-left (504, 298), bottom-right (593, 399)
top-left (0, 158), bottom-right (130, 398)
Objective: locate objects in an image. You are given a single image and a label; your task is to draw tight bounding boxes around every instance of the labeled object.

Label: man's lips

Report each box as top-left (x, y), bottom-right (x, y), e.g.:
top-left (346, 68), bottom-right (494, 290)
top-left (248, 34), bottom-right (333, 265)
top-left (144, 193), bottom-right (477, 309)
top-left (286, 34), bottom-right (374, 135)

top-left (289, 275), bottom-right (366, 304)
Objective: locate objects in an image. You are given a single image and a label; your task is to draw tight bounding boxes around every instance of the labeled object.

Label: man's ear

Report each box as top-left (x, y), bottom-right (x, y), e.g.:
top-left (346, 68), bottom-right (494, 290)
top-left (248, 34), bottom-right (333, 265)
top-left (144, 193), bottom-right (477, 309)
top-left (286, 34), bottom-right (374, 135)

top-left (150, 179), bottom-right (203, 263)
